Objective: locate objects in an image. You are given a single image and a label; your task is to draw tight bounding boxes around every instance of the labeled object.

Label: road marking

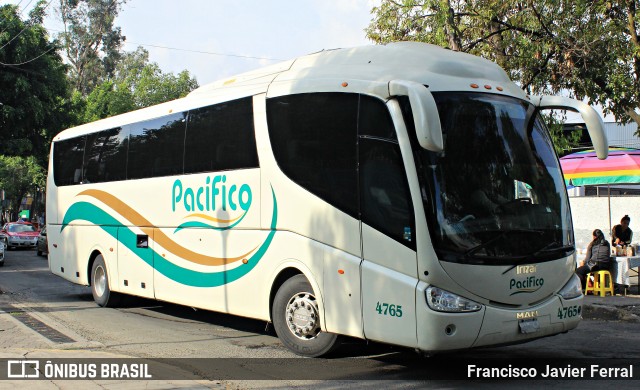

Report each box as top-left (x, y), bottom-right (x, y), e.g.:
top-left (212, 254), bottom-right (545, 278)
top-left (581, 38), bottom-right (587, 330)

top-left (0, 304), bottom-right (75, 343)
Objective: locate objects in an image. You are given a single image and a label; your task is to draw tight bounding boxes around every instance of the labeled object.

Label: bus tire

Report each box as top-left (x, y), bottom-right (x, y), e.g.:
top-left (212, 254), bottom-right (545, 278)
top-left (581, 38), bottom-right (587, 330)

top-left (272, 274), bottom-right (339, 357)
top-left (91, 254), bottom-right (121, 307)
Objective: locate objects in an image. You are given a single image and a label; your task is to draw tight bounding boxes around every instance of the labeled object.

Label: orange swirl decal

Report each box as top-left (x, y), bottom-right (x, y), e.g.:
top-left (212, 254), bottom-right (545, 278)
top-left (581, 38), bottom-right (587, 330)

top-left (78, 189), bottom-right (256, 266)
top-left (184, 213), bottom-right (243, 224)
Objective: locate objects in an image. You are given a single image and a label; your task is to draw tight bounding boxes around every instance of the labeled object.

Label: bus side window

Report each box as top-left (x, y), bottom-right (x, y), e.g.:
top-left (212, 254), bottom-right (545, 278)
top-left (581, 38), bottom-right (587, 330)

top-left (359, 138), bottom-right (415, 250)
top-left (266, 93), bottom-right (359, 218)
top-left (53, 136), bottom-right (86, 186)
top-left (184, 97), bottom-right (258, 174)
top-left (358, 95), bottom-right (415, 250)
top-left (128, 113), bottom-right (186, 179)
top-left (83, 127), bottom-right (127, 183)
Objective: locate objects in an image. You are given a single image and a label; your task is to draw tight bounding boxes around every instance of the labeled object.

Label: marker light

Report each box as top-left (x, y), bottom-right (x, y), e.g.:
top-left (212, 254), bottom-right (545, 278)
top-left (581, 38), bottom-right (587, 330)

top-left (470, 83), bottom-right (479, 89)
top-left (426, 286), bottom-right (482, 313)
top-left (558, 274), bottom-right (583, 300)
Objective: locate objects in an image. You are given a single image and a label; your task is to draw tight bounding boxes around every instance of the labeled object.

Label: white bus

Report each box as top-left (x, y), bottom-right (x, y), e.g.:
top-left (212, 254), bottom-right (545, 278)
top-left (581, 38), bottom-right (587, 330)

top-left (47, 42), bottom-right (607, 357)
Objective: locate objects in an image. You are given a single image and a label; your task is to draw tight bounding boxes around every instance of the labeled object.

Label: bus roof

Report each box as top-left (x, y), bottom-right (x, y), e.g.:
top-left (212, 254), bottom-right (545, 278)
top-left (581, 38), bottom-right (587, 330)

top-left (54, 42), bottom-right (526, 141)
top-left (190, 41), bottom-right (523, 98)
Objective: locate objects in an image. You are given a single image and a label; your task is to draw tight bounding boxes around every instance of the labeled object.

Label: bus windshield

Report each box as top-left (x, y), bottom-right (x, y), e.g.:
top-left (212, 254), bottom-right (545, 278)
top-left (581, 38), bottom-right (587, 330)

top-left (412, 92), bottom-right (574, 265)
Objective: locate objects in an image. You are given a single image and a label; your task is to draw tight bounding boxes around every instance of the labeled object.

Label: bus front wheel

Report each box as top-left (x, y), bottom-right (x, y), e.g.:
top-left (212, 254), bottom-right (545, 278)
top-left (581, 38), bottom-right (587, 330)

top-left (91, 254), bottom-right (121, 307)
top-left (272, 274), bottom-right (339, 357)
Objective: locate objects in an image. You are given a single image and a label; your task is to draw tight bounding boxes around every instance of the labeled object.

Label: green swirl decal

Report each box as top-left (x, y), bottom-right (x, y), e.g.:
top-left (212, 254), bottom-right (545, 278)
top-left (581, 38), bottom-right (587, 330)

top-left (173, 209), bottom-right (249, 233)
top-left (61, 187), bottom-right (277, 287)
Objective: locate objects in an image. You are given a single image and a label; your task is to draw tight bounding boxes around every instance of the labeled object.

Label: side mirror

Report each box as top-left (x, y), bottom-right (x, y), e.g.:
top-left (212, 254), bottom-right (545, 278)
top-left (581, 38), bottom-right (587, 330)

top-left (532, 95), bottom-right (608, 159)
top-left (389, 80), bottom-right (443, 152)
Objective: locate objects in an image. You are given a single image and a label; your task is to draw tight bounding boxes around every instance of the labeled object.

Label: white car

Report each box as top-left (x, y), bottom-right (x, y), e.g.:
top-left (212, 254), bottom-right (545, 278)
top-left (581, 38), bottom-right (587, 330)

top-left (0, 240), bottom-right (5, 267)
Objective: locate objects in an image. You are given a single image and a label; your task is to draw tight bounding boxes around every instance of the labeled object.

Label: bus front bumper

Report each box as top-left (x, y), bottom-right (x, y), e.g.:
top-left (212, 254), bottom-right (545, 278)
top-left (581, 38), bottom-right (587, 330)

top-left (416, 284), bottom-right (583, 352)
top-left (471, 295), bottom-right (582, 348)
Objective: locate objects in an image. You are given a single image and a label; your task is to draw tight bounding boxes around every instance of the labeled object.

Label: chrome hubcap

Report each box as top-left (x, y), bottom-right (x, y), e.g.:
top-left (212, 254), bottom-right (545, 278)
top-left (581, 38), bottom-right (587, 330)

top-left (285, 292), bottom-right (321, 340)
top-left (93, 265), bottom-right (106, 297)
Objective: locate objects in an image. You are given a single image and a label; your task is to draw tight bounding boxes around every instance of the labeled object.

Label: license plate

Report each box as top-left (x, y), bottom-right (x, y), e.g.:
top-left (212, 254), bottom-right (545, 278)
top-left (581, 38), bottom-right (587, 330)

top-left (518, 318), bottom-right (540, 334)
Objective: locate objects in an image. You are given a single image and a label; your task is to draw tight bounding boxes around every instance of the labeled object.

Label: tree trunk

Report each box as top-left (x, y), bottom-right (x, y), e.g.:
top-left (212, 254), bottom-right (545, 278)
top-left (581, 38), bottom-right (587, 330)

top-left (444, 0), bottom-right (462, 51)
top-left (624, 108), bottom-right (640, 136)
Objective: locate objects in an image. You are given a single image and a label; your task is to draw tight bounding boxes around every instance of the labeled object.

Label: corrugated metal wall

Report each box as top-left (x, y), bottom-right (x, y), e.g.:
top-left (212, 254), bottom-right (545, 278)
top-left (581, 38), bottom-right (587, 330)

top-left (604, 122), bottom-right (640, 149)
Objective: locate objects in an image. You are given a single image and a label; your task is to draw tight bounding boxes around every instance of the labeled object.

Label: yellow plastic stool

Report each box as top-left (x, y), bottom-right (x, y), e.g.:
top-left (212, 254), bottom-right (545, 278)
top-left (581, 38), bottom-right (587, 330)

top-left (584, 270), bottom-right (614, 297)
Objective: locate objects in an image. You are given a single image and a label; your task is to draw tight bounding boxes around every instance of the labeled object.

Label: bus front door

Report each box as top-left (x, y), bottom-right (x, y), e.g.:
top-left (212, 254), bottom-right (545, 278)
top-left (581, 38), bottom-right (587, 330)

top-left (359, 137), bottom-right (418, 347)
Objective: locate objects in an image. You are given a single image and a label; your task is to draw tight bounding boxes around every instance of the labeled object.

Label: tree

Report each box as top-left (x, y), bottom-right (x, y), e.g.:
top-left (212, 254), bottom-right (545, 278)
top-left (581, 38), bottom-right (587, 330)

top-left (58, 0), bottom-right (128, 95)
top-left (115, 47), bottom-right (199, 110)
top-left (0, 2), bottom-right (72, 164)
top-left (82, 80), bottom-right (134, 122)
top-left (0, 155), bottom-right (46, 220)
top-left (82, 47), bottom-right (198, 121)
top-left (366, 1), bottom-right (640, 133)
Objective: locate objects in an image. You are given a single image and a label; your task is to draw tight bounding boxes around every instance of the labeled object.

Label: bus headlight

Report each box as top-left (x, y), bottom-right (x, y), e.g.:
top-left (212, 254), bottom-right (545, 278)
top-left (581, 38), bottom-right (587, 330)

top-left (425, 286), bottom-right (482, 313)
top-left (558, 274), bottom-right (583, 300)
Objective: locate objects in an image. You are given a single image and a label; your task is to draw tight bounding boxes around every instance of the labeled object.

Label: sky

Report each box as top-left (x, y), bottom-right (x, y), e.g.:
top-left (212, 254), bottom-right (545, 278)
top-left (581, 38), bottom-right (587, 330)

top-left (2, 0), bottom-right (379, 86)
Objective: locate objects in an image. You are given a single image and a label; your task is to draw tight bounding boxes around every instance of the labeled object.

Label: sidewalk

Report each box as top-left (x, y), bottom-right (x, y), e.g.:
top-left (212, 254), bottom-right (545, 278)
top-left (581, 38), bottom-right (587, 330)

top-left (582, 292), bottom-right (640, 322)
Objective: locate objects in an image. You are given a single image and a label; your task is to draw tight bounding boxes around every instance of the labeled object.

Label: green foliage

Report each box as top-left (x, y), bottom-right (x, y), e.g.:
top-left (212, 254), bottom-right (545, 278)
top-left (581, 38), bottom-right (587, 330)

top-left (0, 2), bottom-right (72, 165)
top-left (80, 47), bottom-right (198, 121)
top-left (542, 113), bottom-right (582, 155)
top-left (367, 0), bottom-right (640, 135)
top-left (0, 155), bottom-right (46, 214)
top-left (83, 80), bottom-right (134, 122)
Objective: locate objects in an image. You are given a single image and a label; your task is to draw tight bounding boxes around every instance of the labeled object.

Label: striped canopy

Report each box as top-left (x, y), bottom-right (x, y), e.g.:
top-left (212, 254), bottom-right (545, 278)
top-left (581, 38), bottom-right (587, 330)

top-left (560, 148), bottom-right (640, 186)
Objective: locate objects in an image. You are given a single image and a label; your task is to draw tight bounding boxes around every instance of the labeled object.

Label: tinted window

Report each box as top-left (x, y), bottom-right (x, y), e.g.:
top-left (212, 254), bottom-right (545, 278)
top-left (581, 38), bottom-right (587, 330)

top-left (184, 97), bottom-right (257, 174)
top-left (127, 113), bottom-right (186, 179)
top-left (53, 136), bottom-right (86, 186)
top-left (359, 95), bottom-right (397, 140)
top-left (360, 138), bottom-right (415, 249)
top-left (267, 93), bottom-right (359, 217)
top-left (83, 127), bottom-right (128, 183)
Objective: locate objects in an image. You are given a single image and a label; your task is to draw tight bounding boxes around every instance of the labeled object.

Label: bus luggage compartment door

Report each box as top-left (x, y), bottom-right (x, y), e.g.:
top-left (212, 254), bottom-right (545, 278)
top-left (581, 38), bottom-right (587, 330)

top-left (116, 227), bottom-right (155, 298)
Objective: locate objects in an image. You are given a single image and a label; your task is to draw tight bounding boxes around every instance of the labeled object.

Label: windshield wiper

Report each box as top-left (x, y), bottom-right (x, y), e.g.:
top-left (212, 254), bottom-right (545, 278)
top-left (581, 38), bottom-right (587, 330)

top-left (501, 241), bottom-right (574, 274)
top-left (465, 229), bottom-right (545, 260)
top-left (532, 241), bottom-right (575, 257)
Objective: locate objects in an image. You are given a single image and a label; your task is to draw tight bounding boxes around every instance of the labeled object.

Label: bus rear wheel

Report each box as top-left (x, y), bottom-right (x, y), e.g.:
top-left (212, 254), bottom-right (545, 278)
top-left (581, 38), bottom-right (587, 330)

top-left (91, 254), bottom-right (121, 307)
top-left (272, 274), bottom-right (339, 357)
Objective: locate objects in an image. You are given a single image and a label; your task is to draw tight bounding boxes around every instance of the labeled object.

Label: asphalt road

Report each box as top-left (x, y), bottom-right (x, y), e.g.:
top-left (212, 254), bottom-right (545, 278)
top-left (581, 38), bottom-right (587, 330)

top-left (0, 248), bottom-right (639, 388)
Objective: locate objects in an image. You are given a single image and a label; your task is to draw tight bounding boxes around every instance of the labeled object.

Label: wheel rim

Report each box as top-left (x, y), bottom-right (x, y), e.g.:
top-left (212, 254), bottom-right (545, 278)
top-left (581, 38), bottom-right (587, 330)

top-left (93, 264), bottom-right (107, 298)
top-left (285, 291), bottom-right (321, 340)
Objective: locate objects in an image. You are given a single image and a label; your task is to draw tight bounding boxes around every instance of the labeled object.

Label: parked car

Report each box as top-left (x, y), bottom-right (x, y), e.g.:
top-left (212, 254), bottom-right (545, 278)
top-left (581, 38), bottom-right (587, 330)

top-left (37, 226), bottom-right (48, 256)
top-left (0, 240), bottom-right (5, 266)
top-left (1, 222), bottom-right (39, 249)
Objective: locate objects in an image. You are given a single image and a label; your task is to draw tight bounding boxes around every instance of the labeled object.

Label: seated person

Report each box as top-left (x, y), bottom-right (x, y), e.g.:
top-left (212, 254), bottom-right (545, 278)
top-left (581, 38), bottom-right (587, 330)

top-left (469, 188), bottom-right (509, 216)
top-left (576, 229), bottom-right (612, 290)
top-left (612, 215), bottom-right (633, 246)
